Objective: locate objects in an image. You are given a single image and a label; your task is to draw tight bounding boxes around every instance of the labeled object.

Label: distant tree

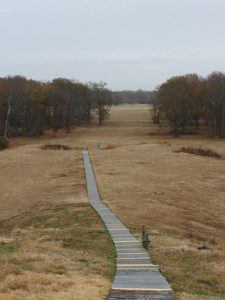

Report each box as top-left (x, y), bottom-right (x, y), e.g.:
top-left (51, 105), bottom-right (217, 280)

top-left (0, 75), bottom-right (113, 138)
top-left (111, 90), bottom-right (154, 105)
top-left (90, 82), bottom-right (112, 126)
top-left (185, 74), bottom-right (203, 133)
top-left (204, 72), bottom-right (225, 137)
top-left (149, 91), bottom-right (160, 124)
top-left (52, 78), bottom-right (75, 133)
top-left (72, 82), bottom-right (92, 125)
top-left (0, 78), bottom-right (8, 136)
top-left (2, 76), bottom-right (28, 137)
top-left (156, 74), bottom-right (203, 136)
top-left (157, 76), bottom-right (186, 136)
top-left (153, 71), bottom-right (225, 137)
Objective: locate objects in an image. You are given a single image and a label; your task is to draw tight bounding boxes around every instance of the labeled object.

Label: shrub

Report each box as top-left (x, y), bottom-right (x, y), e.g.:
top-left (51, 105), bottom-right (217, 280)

top-left (0, 138), bottom-right (9, 150)
top-left (41, 144), bottom-right (71, 150)
top-left (175, 146), bottom-right (222, 159)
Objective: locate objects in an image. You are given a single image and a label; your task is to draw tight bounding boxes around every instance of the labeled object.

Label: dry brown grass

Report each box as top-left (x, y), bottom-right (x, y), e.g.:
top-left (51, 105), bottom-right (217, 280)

top-left (0, 145), bottom-right (115, 299)
top-left (3, 104), bottom-right (225, 299)
top-left (75, 104), bottom-right (225, 299)
top-left (0, 205), bottom-right (115, 299)
top-left (90, 142), bottom-right (225, 297)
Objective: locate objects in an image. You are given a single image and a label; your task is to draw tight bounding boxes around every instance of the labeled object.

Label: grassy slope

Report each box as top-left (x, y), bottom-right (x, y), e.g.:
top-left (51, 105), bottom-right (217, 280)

top-left (92, 144), bottom-right (225, 298)
top-left (0, 146), bottom-right (115, 299)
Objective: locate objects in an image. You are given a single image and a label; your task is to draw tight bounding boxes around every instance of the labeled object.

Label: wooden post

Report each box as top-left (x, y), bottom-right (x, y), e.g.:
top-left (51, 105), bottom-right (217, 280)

top-left (141, 225), bottom-right (145, 238)
top-left (141, 226), bottom-right (150, 250)
top-left (141, 225), bottom-right (146, 247)
top-left (145, 233), bottom-right (150, 249)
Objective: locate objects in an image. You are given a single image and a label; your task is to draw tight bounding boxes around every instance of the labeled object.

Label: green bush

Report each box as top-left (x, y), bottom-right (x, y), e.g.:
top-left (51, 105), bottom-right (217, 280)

top-left (0, 138), bottom-right (9, 150)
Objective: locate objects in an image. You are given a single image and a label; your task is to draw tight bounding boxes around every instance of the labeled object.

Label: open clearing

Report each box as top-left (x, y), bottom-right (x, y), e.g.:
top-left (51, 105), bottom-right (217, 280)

top-left (1, 104), bottom-right (225, 299)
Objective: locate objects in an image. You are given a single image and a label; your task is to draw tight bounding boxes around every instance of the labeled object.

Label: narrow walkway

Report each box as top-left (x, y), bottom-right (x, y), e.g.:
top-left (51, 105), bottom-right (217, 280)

top-left (83, 150), bottom-right (173, 299)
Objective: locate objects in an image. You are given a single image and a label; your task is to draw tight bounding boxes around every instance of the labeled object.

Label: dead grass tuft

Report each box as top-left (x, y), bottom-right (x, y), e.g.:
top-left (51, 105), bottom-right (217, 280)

top-left (41, 144), bottom-right (72, 150)
top-left (175, 145), bottom-right (222, 159)
top-left (104, 144), bottom-right (118, 150)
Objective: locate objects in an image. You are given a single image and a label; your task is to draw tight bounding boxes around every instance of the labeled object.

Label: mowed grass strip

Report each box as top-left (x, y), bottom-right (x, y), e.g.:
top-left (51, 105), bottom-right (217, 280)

top-left (0, 204), bottom-right (115, 299)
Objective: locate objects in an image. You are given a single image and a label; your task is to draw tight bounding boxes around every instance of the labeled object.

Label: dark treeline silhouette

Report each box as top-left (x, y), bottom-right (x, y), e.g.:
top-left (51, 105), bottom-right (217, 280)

top-left (112, 90), bottom-right (155, 105)
top-left (0, 76), bottom-right (112, 137)
top-left (152, 72), bottom-right (225, 137)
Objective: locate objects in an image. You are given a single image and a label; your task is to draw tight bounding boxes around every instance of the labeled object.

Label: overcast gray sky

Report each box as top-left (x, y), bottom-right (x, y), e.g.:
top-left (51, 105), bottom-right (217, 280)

top-left (0, 0), bottom-right (225, 90)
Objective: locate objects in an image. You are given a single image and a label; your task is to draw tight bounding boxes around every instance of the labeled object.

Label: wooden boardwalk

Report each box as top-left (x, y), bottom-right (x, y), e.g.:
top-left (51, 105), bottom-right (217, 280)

top-left (83, 150), bottom-right (173, 299)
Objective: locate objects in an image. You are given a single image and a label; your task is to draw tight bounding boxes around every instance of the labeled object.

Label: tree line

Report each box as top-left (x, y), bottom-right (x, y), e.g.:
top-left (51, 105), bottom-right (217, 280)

top-left (152, 72), bottom-right (225, 137)
top-left (0, 76), bottom-right (112, 137)
top-left (112, 90), bottom-right (155, 105)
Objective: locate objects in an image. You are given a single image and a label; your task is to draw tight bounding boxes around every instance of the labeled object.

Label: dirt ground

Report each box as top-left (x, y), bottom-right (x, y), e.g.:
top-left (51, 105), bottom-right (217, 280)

top-left (1, 104), bottom-right (225, 299)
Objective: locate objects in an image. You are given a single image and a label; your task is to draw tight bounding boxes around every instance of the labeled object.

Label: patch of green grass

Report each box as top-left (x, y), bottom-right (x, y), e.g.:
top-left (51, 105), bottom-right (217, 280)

top-left (60, 209), bottom-right (73, 217)
top-left (21, 209), bottom-right (85, 229)
top-left (0, 244), bottom-right (19, 255)
top-left (181, 263), bottom-right (196, 273)
top-left (22, 214), bottom-right (53, 227)
top-left (20, 261), bottom-right (33, 270)
top-left (62, 237), bottom-right (77, 249)
top-left (96, 229), bottom-right (108, 235)
top-left (107, 236), bottom-right (116, 281)
top-left (0, 205), bottom-right (116, 286)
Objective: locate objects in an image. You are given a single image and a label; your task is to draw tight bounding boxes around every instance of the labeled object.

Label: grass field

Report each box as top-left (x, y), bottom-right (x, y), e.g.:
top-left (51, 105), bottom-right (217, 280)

top-left (0, 146), bottom-right (115, 299)
top-left (1, 104), bottom-right (225, 299)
